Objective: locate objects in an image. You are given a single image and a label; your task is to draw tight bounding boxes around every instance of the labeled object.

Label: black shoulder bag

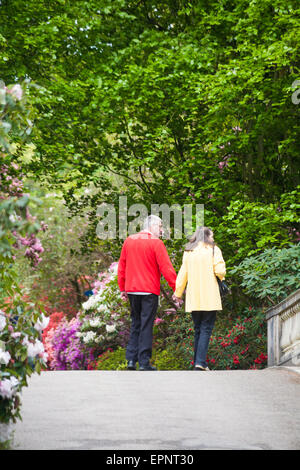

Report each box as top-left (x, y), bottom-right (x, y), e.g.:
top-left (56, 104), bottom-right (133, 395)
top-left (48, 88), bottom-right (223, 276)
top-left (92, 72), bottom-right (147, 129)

top-left (213, 245), bottom-right (230, 297)
top-left (216, 277), bottom-right (230, 297)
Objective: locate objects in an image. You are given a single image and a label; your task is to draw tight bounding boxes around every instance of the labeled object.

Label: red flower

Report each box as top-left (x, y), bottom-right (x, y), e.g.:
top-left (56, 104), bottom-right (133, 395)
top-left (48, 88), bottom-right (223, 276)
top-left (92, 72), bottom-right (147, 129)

top-left (233, 355), bottom-right (240, 364)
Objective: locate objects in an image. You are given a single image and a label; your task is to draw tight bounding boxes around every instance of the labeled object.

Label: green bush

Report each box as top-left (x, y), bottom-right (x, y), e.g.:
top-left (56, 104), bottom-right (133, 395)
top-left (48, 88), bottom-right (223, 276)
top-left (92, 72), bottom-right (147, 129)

top-left (230, 244), bottom-right (300, 308)
top-left (219, 192), bottom-right (300, 266)
top-left (88, 346), bottom-right (187, 370)
top-left (152, 349), bottom-right (186, 370)
top-left (89, 347), bottom-right (128, 370)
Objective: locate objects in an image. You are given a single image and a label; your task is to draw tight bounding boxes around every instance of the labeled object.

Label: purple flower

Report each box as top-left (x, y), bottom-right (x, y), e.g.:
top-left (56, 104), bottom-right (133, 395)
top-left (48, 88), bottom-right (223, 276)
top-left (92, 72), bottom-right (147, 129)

top-left (50, 317), bottom-right (93, 370)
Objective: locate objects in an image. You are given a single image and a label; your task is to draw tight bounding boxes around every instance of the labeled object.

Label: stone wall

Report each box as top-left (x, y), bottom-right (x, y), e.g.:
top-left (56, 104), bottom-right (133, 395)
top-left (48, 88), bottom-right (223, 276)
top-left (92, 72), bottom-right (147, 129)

top-left (266, 289), bottom-right (300, 367)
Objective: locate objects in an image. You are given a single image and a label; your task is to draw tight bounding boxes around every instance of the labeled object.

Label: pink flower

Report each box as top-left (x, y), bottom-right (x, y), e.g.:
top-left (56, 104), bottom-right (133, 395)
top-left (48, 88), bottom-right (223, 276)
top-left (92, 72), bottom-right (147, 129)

top-left (154, 318), bottom-right (164, 325)
top-left (9, 84), bottom-right (23, 100)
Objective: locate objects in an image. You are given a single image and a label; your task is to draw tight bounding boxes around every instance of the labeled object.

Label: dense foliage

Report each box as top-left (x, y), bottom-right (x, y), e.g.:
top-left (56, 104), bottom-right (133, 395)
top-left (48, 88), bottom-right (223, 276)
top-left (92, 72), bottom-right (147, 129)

top-left (0, 0), bottom-right (299, 263)
top-left (231, 244), bottom-right (300, 307)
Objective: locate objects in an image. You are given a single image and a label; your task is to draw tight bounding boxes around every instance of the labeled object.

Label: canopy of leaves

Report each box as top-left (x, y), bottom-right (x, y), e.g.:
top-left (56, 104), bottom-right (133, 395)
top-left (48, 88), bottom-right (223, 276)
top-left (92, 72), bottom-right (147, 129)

top-left (1, 0), bottom-right (299, 264)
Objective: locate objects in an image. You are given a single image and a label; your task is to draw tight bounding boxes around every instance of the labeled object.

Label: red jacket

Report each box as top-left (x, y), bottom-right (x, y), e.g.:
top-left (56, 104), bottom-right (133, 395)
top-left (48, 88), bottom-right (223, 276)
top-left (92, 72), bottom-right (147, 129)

top-left (117, 231), bottom-right (177, 295)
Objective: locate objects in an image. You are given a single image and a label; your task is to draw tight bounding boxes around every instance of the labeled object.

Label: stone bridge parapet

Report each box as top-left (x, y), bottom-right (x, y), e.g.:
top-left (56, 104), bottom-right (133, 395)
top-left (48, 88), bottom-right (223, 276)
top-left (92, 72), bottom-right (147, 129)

top-left (266, 288), bottom-right (300, 367)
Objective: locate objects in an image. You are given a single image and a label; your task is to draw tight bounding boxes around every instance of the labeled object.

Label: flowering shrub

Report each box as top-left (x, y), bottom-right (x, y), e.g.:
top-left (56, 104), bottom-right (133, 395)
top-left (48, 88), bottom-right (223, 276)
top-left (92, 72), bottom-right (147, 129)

top-left (0, 81), bottom-right (50, 444)
top-left (49, 315), bottom-right (94, 370)
top-left (0, 300), bottom-right (48, 425)
top-left (153, 306), bottom-right (179, 351)
top-left (1, 152), bottom-right (46, 269)
top-left (208, 308), bottom-right (267, 370)
top-left (42, 311), bottom-right (65, 367)
top-left (77, 264), bottom-right (131, 355)
top-left (165, 306), bottom-right (267, 370)
top-left (38, 264), bottom-right (129, 370)
top-left (152, 349), bottom-right (186, 370)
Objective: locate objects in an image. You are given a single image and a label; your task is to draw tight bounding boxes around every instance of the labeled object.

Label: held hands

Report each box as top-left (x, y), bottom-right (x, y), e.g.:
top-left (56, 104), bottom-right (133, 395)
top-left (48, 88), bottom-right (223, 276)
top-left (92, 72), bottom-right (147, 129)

top-left (172, 294), bottom-right (183, 309)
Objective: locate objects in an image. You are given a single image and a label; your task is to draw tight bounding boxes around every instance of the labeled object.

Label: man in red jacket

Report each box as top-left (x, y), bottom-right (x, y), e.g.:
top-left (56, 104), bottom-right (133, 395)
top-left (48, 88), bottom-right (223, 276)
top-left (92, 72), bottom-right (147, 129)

top-left (118, 215), bottom-right (177, 370)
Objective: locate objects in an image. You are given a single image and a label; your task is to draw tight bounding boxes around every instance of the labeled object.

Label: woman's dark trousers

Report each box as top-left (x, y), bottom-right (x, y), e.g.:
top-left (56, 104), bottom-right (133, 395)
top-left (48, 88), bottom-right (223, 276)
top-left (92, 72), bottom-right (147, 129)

top-left (192, 310), bottom-right (217, 368)
top-left (126, 294), bottom-right (159, 367)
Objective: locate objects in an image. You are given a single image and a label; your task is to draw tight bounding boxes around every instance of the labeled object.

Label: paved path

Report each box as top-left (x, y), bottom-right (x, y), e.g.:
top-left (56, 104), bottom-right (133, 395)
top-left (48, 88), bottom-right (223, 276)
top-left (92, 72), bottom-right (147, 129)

top-left (13, 368), bottom-right (300, 450)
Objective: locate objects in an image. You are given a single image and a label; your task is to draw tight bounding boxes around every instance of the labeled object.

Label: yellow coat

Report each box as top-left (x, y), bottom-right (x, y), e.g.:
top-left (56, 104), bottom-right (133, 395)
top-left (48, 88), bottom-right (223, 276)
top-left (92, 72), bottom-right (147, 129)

top-left (174, 242), bottom-right (226, 312)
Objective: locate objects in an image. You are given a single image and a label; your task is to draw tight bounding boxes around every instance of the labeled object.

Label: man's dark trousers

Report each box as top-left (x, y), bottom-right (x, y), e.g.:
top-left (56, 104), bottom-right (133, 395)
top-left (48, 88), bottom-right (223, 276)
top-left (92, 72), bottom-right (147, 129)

top-left (126, 294), bottom-right (158, 367)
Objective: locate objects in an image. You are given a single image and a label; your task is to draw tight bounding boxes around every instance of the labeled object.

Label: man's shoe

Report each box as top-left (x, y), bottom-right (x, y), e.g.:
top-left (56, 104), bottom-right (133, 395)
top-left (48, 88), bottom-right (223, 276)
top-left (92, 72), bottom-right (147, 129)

top-left (139, 364), bottom-right (157, 371)
top-left (127, 360), bottom-right (136, 370)
top-left (194, 365), bottom-right (210, 371)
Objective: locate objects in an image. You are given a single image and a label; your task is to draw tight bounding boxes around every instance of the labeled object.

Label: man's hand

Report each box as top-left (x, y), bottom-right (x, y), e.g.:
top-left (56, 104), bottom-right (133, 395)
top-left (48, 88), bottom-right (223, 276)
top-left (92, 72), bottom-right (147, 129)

top-left (120, 291), bottom-right (128, 302)
top-left (172, 294), bottom-right (183, 309)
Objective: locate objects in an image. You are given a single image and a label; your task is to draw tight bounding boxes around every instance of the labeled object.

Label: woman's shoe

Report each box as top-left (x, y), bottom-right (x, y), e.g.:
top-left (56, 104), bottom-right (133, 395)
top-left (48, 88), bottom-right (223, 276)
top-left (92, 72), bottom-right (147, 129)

top-left (139, 364), bottom-right (157, 371)
top-left (127, 360), bottom-right (136, 370)
top-left (194, 365), bottom-right (210, 371)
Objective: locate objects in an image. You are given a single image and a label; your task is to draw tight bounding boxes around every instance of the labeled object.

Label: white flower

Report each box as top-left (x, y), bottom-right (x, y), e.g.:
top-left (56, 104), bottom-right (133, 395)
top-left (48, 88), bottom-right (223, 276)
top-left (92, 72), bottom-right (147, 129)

top-left (9, 376), bottom-right (19, 388)
top-left (0, 348), bottom-right (11, 365)
top-left (26, 339), bottom-right (45, 358)
top-left (95, 335), bottom-right (104, 343)
top-left (89, 318), bottom-right (102, 328)
top-left (82, 331), bottom-right (97, 344)
top-left (82, 291), bottom-right (106, 311)
top-left (40, 351), bottom-right (48, 362)
top-left (82, 297), bottom-right (96, 311)
top-left (97, 304), bottom-right (106, 312)
top-left (10, 84), bottom-right (23, 100)
top-left (109, 262), bottom-right (118, 274)
top-left (0, 376), bottom-right (20, 399)
top-left (9, 214), bottom-right (17, 223)
top-left (34, 314), bottom-right (50, 333)
top-left (106, 324), bottom-right (116, 333)
top-left (11, 332), bottom-right (21, 339)
top-left (0, 87), bottom-right (6, 105)
top-left (0, 313), bottom-right (6, 332)
top-left (22, 335), bottom-right (30, 347)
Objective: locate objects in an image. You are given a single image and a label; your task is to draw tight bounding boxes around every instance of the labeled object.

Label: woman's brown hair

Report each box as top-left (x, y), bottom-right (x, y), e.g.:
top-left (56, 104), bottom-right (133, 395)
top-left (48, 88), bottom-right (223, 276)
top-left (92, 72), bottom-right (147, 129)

top-left (185, 226), bottom-right (214, 251)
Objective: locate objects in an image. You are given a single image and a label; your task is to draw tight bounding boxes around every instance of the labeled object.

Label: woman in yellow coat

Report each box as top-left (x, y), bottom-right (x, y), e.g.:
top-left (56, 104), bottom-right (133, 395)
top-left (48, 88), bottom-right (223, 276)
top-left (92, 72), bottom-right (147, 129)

top-left (173, 226), bottom-right (226, 370)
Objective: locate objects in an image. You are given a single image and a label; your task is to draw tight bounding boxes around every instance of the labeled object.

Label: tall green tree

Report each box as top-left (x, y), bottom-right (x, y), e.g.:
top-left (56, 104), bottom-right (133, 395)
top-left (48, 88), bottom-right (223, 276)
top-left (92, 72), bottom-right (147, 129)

top-left (1, 0), bottom-right (299, 264)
